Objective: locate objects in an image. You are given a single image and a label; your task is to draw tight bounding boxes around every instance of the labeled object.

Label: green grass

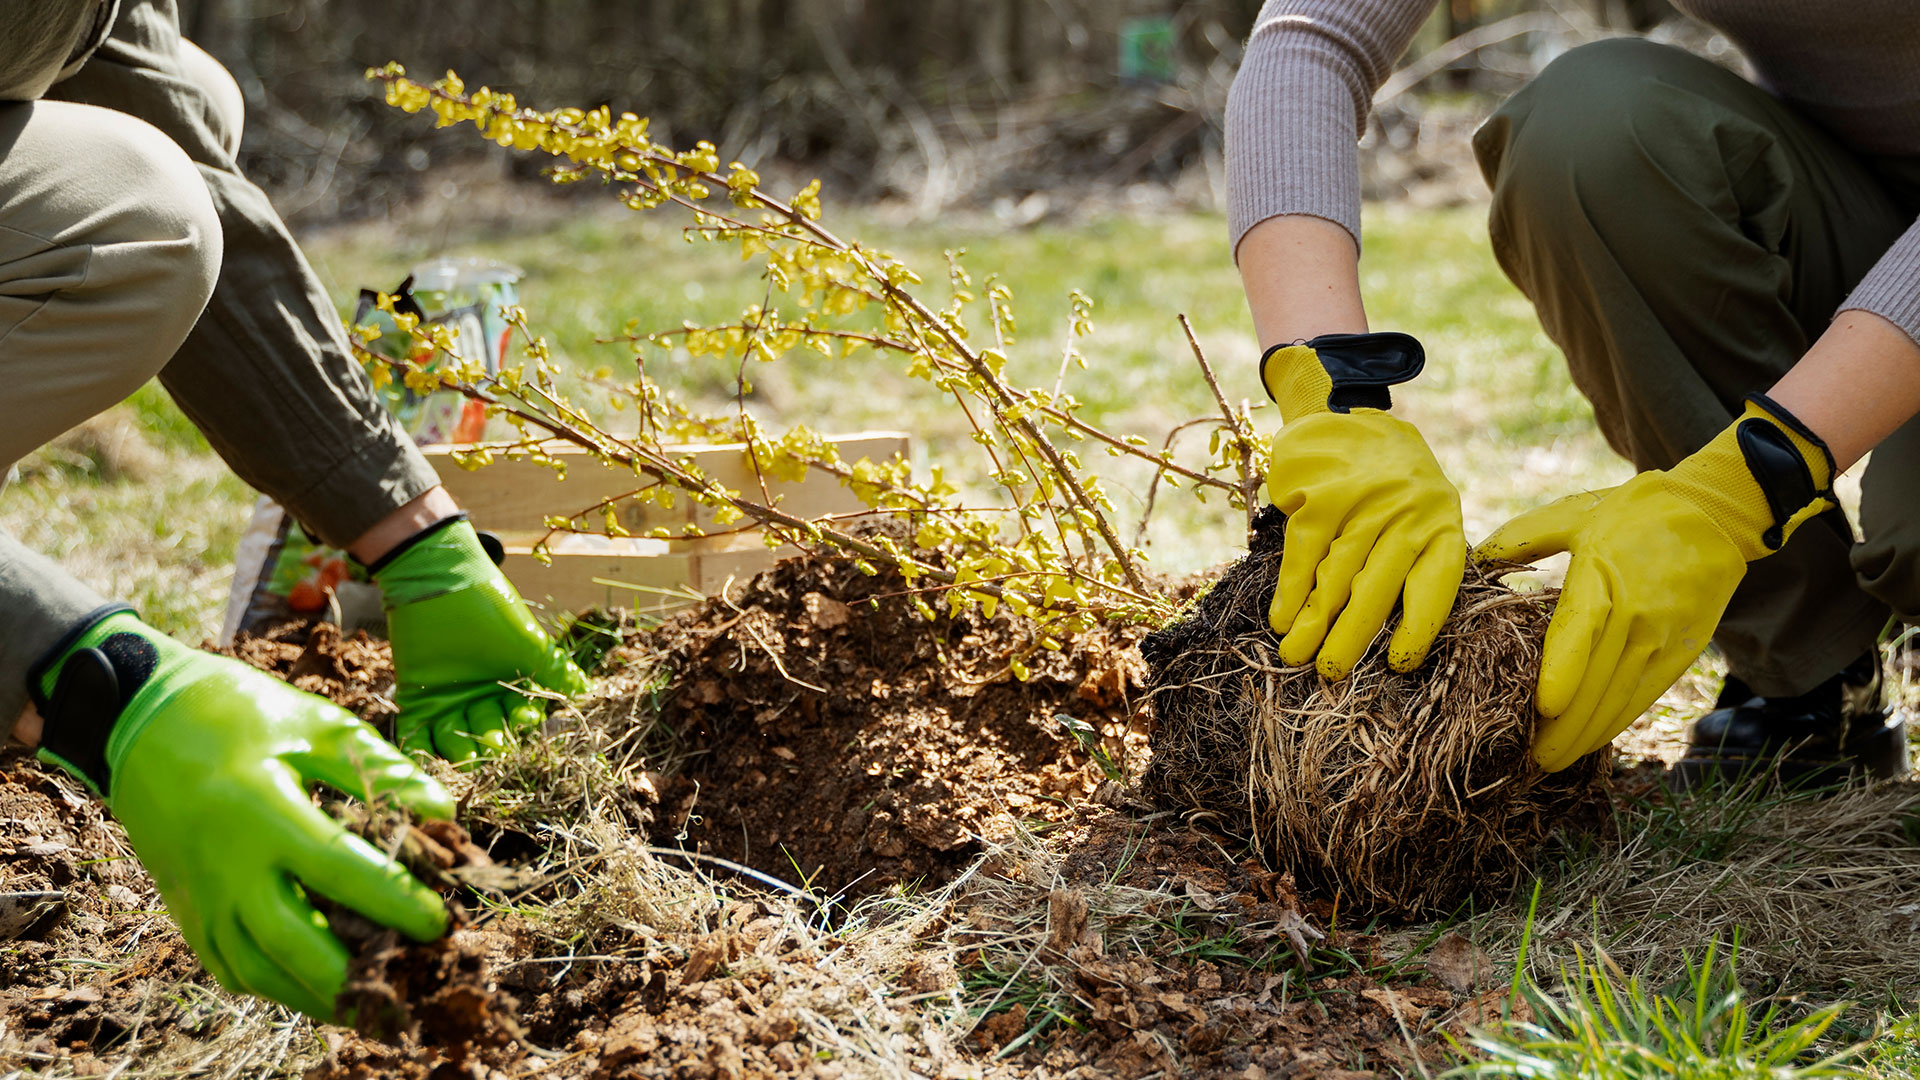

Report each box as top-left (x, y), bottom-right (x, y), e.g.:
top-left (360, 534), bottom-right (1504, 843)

top-left (1452, 941), bottom-right (1864, 1079)
top-left (2, 431), bottom-right (250, 639)
top-left (1866, 1011), bottom-right (1920, 1077)
top-left (10, 198), bottom-right (1609, 642)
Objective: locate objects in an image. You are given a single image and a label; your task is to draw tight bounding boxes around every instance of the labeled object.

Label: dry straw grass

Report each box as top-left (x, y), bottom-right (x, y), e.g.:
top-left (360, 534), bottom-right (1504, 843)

top-left (1494, 778), bottom-right (1920, 1000)
top-left (21, 578), bottom-right (1920, 1078)
top-left (446, 672), bottom-right (983, 1077)
top-left (1143, 507), bottom-right (1608, 918)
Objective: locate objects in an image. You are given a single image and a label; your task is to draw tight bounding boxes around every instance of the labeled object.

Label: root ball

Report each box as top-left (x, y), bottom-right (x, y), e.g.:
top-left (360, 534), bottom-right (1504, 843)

top-left (1143, 507), bottom-right (1607, 918)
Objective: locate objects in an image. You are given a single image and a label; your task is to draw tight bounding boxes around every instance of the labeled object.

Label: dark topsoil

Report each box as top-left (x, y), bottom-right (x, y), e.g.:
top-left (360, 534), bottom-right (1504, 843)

top-left (0, 764), bottom-right (208, 1067)
top-left (632, 548), bottom-right (1150, 897)
top-left (1, 541), bottom-right (1583, 1078)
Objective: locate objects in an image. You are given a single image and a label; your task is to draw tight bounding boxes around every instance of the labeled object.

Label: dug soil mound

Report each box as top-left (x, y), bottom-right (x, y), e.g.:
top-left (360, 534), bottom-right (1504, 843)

top-left (219, 618), bottom-right (396, 727)
top-left (1, 539), bottom-right (1554, 1079)
top-left (0, 756), bottom-right (212, 1075)
top-left (1143, 507), bottom-right (1610, 919)
top-left (630, 547), bottom-right (1148, 897)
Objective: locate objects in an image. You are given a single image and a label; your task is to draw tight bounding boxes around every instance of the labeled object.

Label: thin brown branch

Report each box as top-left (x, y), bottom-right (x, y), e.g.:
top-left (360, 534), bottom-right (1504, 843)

top-left (601, 325), bottom-right (916, 354)
top-left (1134, 417), bottom-right (1220, 548)
top-left (878, 283), bottom-right (1149, 593)
top-left (1180, 312), bottom-right (1263, 529)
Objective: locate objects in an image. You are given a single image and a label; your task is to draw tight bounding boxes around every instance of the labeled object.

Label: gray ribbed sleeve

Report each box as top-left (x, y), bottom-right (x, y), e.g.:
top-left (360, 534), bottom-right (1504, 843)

top-left (1841, 220), bottom-right (1920, 344)
top-left (1226, 0), bottom-right (1438, 260)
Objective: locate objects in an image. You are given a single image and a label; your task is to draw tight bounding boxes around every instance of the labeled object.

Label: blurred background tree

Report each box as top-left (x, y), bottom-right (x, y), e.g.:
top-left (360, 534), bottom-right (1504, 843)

top-left (178, 0), bottom-right (1719, 225)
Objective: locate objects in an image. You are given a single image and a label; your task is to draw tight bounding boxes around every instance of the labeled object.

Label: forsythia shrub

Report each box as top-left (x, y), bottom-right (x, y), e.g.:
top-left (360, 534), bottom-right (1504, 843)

top-left (362, 65), bottom-right (1263, 667)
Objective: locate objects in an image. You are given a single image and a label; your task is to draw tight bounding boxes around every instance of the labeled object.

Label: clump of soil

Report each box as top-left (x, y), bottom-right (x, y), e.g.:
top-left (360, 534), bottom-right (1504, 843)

top-left (1143, 507), bottom-right (1610, 918)
top-left (326, 825), bottom-right (513, 1038)
top-left (305, 820), bottom-right (526, 1079)
top-left (632, 545), bottom-right (1147, 896)
top-left (310, 914), bottom-right (840, 1080)
top-left (307, 817), bottom-right (847, 1079)
top-left (218, 619), bottom-right (396, 727)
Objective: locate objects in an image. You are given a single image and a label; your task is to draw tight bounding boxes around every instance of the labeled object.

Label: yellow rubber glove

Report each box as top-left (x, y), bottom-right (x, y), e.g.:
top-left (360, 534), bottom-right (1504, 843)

top-left (1262, 333), bottom-right (1466, 679)
top-left (1476, 395), bottom-right (1837, 772)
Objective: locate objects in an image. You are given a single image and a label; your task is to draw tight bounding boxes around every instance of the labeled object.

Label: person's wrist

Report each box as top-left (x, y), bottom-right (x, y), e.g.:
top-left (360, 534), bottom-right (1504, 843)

top-left (1664, 395), bottom-right (1836, 561)
top-left (1262, 343), bottom-right (1335, 423)
top-left (13, 603), bottom-right (143, 750)
top-left (28, 609), bottom-right (195, 797)
top-left (368, 516), bottom-right (511, 614)
top-left (347, 486), bottom-right (463, 565)
top-left (365, 513), bottom-right (474, 578)
top-left (1262, 332), bottom-right (1427, 425)
top-left (11, 703), bottom-right (42, 748)
top-left (1236, 215), bottom-right (1367, 347)
top-left (1746, 393), bottom-right (1836, 490)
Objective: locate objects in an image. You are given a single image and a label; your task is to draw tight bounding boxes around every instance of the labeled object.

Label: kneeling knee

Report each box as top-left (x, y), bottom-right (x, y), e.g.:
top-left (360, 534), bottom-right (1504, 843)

top-left (0, 103), bottom-right (225, 403)
top-left (73, 107), bottom-right (224, 312)
top-left (1474, 39), bottom-right (1708, 229)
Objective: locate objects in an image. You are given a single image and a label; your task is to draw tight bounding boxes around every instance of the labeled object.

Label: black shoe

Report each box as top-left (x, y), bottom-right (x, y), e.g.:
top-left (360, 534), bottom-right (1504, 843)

top-left (1673, 652), bottom-right (1908, 791)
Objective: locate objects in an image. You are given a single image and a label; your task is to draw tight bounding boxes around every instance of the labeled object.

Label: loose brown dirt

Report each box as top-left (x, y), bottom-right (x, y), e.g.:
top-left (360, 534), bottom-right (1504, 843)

top-left (0, 755), bottom-right (212, 1077)
top-left (630, 548), bottom-right (1150, 898)
top-left (3, 542), bottom-right (1566, 1078)
top-left (219, 618), bottom-right (398, 728)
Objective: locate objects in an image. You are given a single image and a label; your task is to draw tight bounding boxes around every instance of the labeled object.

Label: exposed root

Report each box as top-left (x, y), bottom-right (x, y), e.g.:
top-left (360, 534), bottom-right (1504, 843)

top-left (1142, 506), bottom-right (1609, 918)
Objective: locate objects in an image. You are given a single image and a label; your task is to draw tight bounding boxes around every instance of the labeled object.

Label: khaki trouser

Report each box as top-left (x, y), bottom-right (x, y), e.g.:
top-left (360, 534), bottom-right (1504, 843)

top-left (0, 0), bottom-right (439, 723)
top-left (1474, 38), bottom-right (1920, 697)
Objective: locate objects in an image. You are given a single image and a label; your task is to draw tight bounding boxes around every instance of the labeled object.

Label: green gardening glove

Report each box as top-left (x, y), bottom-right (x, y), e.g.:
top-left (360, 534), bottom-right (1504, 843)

top-left (370, 516), bottom-right (589, 763)
top-left (31, 609), bottom-right (453, 1021)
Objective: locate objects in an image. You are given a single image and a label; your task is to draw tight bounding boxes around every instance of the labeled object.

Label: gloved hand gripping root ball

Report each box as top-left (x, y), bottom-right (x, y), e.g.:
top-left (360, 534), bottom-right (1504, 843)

top-left (1142, 508), bottom-right (1606, 919)
top-left (1260, 332), bottom-right (1466, 681)
top-left (1478, 394), bottom-right (1840, 771)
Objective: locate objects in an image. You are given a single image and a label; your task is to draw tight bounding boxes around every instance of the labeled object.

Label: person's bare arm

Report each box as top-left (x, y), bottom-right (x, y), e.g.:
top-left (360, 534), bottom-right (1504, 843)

top-left (1236, 214), bottom-right (1369, 349)
top-left (1767, 310), bottom-right (1920, 470)
top-left (12, 703), bottom-right (40, 746)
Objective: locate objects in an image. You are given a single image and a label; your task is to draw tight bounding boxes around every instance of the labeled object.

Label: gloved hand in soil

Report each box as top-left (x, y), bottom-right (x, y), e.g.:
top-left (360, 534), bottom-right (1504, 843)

top-left (1476, 396), bottom-right (1837, 772)
top-left (1261, 332), bottom-right (1466, 679)
top-left (370, 516), bottom-right (589, 763)
top-left (29, 609), bottom-right (453, 1020)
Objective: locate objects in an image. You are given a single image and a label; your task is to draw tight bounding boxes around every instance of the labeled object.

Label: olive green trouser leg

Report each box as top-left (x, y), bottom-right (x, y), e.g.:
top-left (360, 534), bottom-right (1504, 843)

top-left (0, 1), bottom-right (442, 725)
top-left (47, 0), bottom-right (442, 550)
top-left (1472, 37), bottom-right (1920, 697)
top-left (0, 96), bottom-right (221, 727)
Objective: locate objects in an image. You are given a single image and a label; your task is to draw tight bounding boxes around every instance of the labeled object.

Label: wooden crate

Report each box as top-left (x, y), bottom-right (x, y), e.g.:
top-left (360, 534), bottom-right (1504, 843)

top-left (496, 532), bottom-right (783, 617)
top-left (423, 432), bottom-right (911, 614)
